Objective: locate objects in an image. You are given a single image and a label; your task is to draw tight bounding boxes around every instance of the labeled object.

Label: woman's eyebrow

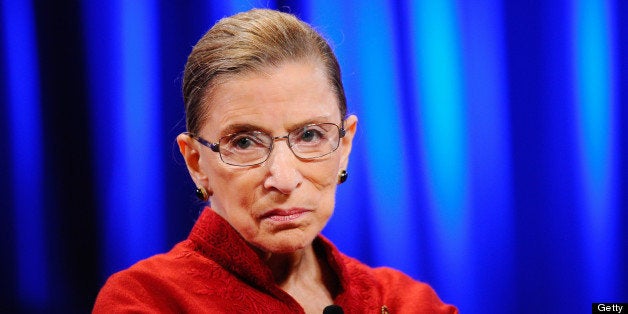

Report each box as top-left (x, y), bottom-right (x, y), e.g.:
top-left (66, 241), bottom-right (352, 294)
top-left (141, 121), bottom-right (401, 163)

top-left (285, 115), bottom-right (336, 130)
top-left (220, 114), bottom-right (337, 136)
top-left (219, 123), bottom-right (268, 137)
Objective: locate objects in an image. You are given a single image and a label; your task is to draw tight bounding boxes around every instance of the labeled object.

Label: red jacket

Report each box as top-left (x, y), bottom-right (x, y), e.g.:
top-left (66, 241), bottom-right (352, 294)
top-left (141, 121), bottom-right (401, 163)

top-left (94, 208), bottom-right (457, 313)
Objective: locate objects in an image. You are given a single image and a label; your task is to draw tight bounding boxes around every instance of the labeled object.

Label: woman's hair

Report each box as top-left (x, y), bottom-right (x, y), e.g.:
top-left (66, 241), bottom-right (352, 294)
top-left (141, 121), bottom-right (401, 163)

top-left (182, 9), bottom-right (347, 134)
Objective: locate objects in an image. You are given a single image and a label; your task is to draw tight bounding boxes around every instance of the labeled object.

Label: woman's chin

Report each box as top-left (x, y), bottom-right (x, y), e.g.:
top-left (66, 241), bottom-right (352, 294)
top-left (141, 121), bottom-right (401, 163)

top-left (254, 232), bottom-right (315, 254)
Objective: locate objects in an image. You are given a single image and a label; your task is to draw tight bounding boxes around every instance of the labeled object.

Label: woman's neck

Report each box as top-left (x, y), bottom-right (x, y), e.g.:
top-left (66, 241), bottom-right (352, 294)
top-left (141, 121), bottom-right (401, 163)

top-left (262, 244), bottom-right (339, 313)
top-left (263, 245), bottom-right (317, 286)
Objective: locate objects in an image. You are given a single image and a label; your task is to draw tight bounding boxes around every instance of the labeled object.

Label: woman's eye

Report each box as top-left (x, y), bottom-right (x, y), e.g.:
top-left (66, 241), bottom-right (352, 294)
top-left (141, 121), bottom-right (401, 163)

top-left (234, 137), bottom-right (253, 149)
top-left (299, 128), bottom-right (324, 142)
top-left (227, 133), bottom-right (266, 150)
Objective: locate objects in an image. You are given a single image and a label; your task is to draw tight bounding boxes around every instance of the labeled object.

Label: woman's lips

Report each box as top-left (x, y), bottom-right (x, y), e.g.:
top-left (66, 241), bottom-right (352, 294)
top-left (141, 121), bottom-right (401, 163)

top-left (261, 208), bottom-right (311, 222)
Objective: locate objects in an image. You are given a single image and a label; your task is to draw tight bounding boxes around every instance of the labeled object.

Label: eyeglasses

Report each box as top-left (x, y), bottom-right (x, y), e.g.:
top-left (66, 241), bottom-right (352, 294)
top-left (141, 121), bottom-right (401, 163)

top-left (185, 122), bottom-right (346, 167)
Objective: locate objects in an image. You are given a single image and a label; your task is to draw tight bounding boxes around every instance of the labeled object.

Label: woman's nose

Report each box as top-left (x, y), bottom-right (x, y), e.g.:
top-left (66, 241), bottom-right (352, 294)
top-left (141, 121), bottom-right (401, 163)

top-left (263, 141), bottom-right (303, 194)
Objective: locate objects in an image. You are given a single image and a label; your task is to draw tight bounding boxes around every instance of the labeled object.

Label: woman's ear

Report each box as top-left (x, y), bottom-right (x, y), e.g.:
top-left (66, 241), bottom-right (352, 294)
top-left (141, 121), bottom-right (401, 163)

top-left (339, 115), bottom-right (358, 170)
top-left (176, 133), bottom-right (210, 188)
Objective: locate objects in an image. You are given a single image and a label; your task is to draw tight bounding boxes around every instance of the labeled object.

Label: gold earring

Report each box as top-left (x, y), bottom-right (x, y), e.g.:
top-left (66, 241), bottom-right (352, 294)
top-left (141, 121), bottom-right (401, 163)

top-left (338, 170), bottom-right (348, 184)
top-left (195, 186), bottom-right (209, 201)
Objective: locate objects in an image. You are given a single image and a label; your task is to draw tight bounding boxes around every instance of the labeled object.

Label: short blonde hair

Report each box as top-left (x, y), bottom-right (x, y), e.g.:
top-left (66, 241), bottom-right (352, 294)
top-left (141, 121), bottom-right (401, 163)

top-left (182, 9), bottom-right (347, 134)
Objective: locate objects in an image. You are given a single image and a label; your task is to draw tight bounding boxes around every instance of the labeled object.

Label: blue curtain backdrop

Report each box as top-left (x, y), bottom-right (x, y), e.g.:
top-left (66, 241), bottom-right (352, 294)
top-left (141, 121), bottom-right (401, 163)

top-left (1, 0), bottom-right (626, 312)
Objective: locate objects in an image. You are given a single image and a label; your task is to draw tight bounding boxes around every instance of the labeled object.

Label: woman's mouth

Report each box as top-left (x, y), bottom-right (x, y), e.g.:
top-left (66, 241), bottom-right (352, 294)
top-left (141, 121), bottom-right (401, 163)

top-left (261, 208), bottom-right (311, 222)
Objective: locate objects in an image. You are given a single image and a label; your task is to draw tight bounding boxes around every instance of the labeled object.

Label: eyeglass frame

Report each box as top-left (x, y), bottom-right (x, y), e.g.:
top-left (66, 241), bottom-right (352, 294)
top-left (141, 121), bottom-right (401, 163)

top-left (184, 122), bottom-right (346, 167)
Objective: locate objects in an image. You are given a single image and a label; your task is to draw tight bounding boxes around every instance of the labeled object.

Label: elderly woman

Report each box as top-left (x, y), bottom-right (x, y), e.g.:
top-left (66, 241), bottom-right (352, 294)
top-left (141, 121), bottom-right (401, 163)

top-left (94, 9), bottom-right (457, 313)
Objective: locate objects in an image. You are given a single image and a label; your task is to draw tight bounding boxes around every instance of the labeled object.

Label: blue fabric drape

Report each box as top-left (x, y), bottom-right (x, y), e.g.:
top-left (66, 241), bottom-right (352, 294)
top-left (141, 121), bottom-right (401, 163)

top-left (1, 0), bottom-right (626, 312)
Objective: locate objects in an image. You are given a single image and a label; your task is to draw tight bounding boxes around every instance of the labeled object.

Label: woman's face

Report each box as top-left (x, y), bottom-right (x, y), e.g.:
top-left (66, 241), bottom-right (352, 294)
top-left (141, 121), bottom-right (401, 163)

top-left (185, 61), bottom-right (357, 254)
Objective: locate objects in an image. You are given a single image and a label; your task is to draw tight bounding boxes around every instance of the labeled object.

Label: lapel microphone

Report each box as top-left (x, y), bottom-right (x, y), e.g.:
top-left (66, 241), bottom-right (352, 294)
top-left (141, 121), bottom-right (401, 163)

top-left (323, 304), bottom-right (344, 314)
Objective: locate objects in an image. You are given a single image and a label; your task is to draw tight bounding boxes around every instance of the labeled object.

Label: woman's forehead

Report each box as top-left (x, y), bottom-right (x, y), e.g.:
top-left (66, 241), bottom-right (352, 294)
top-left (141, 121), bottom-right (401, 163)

top-left (208, 102), bottom-right (340, 137)
top-left (201, 62), bottom-right (340, 135)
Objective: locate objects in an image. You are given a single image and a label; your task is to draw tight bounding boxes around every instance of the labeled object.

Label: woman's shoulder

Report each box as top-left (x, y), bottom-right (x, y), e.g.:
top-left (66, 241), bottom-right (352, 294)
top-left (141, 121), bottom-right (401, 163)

top-left (92, 239), bottom-right (228, 313)
top-left (333, 252), bottom-right (458, 313)
top-left (102, 239), bottom-right (217, 283)
top-left (370, 266), bottom-right (458, 313)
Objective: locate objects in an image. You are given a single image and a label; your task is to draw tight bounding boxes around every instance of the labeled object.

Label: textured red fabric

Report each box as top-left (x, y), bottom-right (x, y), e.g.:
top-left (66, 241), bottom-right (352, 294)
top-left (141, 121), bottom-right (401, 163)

top-left (94, 208), bottom-right (458, 313)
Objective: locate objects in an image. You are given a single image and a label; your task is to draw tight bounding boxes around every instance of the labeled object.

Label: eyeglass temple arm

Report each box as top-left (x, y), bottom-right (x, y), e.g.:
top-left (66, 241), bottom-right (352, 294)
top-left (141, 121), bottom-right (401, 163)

top-left (185, 132), bottom-right (220, 152)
